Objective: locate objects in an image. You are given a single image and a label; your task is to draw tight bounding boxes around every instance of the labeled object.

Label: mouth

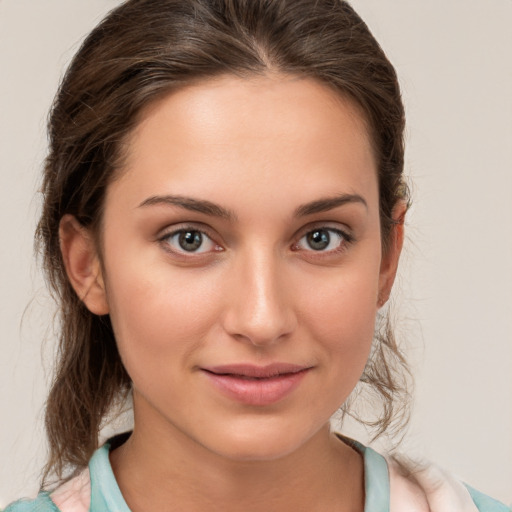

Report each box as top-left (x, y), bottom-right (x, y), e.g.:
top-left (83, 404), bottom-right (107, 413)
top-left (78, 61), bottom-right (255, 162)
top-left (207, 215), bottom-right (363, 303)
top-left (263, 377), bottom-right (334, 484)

top-left (201, 363), bottom-right (312, 406)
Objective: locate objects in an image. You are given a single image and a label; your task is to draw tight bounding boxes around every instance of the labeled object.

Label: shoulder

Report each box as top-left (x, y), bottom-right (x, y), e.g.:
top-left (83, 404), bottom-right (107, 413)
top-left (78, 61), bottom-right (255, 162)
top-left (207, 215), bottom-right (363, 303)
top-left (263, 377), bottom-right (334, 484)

top-left (3, 493), bottom-right (60, 512)
top-left (387, 456), bottom-right (510, 512)
top-left (339, 436), bottom-right (510, 512)
top-left (4, 468), bottom-right (91, 512)
top-left (49, 468), bottom-right (90, 512)
top-left (466, 485), bottom-right (511, 512)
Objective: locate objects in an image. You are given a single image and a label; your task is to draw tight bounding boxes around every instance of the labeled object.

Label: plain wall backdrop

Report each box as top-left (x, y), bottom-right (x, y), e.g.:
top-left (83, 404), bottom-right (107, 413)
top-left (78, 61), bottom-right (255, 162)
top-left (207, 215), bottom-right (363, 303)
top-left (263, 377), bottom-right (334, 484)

top-left (1, 0), bottom-right (511, 506)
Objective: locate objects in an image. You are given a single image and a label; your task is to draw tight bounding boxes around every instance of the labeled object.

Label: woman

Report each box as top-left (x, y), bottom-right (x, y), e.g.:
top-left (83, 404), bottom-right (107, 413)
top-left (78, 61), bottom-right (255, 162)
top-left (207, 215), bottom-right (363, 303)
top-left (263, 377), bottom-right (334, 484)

top-left (4, 0), bottom-right (509, 510)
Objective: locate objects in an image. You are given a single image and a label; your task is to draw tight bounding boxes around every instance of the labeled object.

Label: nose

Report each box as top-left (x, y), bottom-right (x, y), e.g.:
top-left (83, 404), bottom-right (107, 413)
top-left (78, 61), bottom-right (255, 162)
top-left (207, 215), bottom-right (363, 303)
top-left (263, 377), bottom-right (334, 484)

top-left (222, 248), bottom-right (297, 347)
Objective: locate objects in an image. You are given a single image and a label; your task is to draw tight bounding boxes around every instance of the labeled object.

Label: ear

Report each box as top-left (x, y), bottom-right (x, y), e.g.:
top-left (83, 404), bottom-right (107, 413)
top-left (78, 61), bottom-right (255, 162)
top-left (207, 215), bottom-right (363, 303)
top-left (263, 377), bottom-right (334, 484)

top-left (59, 214), bottom-right (109, 315)
top-left (378, 201), bottom-right (407, 308)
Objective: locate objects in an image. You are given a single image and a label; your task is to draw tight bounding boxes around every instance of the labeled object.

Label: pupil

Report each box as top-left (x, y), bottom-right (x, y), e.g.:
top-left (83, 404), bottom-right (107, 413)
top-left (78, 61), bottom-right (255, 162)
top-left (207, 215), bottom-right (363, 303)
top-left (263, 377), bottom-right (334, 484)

top-left (307, 230), bottom-right (330, 250)
top-left (179, 231), bottom-right (202, 251)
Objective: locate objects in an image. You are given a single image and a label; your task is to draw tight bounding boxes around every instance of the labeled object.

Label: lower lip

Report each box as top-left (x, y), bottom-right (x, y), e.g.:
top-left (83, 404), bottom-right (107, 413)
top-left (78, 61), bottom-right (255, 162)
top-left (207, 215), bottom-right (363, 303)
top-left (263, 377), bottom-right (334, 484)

top-left (203, 369), bottom-right (310, 406)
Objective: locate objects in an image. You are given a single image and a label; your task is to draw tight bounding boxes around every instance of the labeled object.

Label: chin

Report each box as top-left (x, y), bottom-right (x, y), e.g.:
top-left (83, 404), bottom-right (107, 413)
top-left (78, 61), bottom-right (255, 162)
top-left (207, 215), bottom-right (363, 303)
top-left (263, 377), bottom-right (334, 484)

top-left (195, 416), bottom-right (323, 463)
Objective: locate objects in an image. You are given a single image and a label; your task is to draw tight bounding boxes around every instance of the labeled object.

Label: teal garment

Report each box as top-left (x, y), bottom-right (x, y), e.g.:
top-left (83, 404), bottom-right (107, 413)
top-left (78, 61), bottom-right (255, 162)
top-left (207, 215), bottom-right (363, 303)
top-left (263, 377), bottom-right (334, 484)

top-left (467, 485), bottom-right (511, 512)
top-left (4, 439), bottom-right (510, 512)
top-left (3, 493), bottom-right (58, 512)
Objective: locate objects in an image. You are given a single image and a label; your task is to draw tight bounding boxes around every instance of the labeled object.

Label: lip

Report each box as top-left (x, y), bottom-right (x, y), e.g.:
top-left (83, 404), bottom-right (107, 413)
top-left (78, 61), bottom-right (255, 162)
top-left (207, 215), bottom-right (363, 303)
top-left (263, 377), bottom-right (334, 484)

top-left (201, 363), bottom-right (311, 406)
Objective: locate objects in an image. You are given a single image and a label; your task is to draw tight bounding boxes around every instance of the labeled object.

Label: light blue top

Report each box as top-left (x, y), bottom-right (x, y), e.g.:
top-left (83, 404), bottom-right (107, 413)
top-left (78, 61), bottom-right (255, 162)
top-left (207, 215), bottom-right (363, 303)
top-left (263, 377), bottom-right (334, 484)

top-left (5, 438), bottom-right (510, 512)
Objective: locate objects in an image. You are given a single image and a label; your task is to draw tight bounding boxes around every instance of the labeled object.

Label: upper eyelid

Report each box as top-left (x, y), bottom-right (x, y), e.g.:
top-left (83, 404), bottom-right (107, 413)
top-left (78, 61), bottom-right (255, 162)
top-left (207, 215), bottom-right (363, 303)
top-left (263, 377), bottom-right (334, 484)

top-left (158, 222), bottom-right (217, 240)
top-left (158, 226), bottom-right (221, 257)
top-left (292, 225), bottom-right (355, 254)
top-left (296, 227), bottom-right (349, 244)
top-left (157, 224), bottom-right (221, 252)
top-left (293, 222), bottom-right (353, 241)
top-left (156, 221), bottom-right (354, 247)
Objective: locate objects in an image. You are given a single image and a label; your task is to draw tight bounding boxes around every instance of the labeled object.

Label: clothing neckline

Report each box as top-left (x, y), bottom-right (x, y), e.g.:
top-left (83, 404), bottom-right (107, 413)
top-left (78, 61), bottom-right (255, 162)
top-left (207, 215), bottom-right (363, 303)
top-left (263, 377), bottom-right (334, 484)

top-left (88, 434), bottom-right (390, 512)
top-left (339, 436), bottom-right (390, 512)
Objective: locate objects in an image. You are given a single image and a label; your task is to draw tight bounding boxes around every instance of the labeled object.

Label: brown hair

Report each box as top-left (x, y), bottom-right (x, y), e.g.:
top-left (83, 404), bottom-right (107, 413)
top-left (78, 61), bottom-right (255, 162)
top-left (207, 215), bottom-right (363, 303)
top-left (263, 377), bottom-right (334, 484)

top-left (37, 0), bottom-right (410, 484)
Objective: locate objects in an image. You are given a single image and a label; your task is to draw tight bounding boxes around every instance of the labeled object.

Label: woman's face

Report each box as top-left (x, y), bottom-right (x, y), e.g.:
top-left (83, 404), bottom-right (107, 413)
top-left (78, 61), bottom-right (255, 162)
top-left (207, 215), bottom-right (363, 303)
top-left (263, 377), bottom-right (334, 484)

top-left (80, 75), bottom-right (401, 460)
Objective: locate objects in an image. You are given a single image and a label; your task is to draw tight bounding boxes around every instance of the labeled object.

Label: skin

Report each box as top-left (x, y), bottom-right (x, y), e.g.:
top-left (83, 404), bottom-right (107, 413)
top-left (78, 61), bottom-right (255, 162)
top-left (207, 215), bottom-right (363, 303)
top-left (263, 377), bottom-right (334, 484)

top-left (60, 74), bottom-right (405, 512)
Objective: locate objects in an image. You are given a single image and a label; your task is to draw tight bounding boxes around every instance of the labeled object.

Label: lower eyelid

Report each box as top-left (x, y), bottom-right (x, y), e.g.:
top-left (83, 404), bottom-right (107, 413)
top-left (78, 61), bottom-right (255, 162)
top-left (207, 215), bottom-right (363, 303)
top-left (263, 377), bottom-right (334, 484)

top-left (158, 225), bottom-right (352, 257)
top-left (294, 228), bottom-right (351, 250)
top-left (159, 228), bottom-right (219, 253)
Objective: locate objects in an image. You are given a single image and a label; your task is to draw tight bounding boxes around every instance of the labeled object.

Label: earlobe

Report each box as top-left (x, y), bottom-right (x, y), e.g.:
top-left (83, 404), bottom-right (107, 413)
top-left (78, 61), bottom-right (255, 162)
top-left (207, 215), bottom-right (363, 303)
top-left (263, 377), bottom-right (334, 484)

top-left (378, 201), bottom-right (407, 308)
top-left (59, 214), bottom-right (109, 315)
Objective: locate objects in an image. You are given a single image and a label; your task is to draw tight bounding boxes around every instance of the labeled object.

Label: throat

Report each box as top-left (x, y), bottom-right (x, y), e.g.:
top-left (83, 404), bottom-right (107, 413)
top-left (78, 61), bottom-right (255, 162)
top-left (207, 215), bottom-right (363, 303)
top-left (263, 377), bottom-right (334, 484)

top-left (110, 429), bottom-right (365, 512)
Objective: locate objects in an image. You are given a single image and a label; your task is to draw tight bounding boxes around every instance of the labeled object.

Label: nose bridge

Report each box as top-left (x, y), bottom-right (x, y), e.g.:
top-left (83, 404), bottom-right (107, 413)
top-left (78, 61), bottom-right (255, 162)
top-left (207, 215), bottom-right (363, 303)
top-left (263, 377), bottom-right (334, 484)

top-left (224, 244), bottom-right (295, 346)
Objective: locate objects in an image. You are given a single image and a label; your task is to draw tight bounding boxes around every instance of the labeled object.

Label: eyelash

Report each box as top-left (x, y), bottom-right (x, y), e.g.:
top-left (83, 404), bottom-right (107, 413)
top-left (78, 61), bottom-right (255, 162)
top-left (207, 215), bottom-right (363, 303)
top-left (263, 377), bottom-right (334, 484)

top-left (292, 226), bottom-right (354, 257)
top-left (158, 225), bottom-right (354, 258)
top-left (158, 225), bottom-right (222, 256)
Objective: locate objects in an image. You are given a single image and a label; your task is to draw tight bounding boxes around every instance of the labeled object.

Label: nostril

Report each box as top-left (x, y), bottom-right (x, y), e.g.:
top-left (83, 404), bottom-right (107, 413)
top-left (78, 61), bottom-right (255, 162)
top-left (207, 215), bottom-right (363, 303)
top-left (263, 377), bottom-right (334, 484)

top-left (221, 258), bottom-right (298, 345)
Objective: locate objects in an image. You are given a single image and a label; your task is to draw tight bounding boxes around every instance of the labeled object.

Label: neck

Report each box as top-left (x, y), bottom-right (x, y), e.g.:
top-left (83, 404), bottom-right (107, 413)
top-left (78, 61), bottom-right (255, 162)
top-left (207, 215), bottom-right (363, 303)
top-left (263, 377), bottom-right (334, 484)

top-left (110, 408), bottom-right (364, 512)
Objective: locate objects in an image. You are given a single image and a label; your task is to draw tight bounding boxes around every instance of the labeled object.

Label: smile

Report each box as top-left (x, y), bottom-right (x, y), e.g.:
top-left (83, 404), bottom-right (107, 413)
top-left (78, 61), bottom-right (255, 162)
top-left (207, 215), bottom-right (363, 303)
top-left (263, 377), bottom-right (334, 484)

top-left (201, 363), bottom-right (312, 406)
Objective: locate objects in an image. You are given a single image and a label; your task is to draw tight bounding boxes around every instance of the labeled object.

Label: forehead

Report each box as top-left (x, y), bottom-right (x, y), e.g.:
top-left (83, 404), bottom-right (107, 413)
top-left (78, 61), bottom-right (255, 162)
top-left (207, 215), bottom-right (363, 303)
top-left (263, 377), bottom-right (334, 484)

top-left (112, 74), bottom-right (378, 214)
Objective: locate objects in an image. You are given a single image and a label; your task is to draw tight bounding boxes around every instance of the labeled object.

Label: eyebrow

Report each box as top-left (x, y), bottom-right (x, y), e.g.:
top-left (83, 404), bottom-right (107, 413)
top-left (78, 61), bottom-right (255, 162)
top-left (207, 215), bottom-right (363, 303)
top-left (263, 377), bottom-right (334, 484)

top-left (138, 192), bottom-right (367, 220)
top-left (138, 195), bottom-right (235, 220)
top-left (294, 193), bottom-right (368, 217)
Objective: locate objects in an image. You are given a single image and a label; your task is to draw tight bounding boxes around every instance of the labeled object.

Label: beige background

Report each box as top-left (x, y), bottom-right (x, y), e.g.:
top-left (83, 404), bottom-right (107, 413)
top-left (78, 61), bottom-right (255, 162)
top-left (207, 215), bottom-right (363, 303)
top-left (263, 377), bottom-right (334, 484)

top-left (1, 0), bottom-right (511, 506)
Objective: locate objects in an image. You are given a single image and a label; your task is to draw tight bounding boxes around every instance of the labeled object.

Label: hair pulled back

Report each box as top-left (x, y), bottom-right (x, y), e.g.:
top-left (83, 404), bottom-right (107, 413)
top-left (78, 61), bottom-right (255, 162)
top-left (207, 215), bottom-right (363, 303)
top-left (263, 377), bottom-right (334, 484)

top-left (38, 0), bottom-right (409, 483)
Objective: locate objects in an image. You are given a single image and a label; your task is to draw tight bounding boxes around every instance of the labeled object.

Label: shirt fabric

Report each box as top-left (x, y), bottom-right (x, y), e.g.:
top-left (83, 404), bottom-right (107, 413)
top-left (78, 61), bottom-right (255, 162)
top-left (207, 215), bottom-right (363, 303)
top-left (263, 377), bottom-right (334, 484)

top-left (4, 436), bottom-right (510, 512)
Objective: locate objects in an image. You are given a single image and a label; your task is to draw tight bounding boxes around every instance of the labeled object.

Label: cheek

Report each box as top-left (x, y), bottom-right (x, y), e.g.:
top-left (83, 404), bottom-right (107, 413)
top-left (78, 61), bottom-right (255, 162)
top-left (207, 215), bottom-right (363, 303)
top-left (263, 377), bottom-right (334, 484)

top-left (304, 262), bottom-right (379, 331)
top-left (102, 254), bottom-right (222, 381)
top-left (299, 259), bottom-right (380, 376)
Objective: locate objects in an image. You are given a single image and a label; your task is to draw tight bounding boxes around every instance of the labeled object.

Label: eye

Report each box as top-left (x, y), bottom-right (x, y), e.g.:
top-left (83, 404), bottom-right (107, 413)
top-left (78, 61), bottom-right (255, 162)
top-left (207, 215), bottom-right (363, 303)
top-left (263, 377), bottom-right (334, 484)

top-left (161, 228), bottom-right (219, 254)
top-left (295, 228), bottom-right (349, 252)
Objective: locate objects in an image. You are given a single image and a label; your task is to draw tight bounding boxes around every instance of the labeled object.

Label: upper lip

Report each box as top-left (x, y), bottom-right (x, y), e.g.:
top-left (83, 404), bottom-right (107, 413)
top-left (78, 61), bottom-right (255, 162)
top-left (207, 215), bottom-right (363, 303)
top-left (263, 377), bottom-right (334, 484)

top-left (202, 363), bottom-right (311, 378)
